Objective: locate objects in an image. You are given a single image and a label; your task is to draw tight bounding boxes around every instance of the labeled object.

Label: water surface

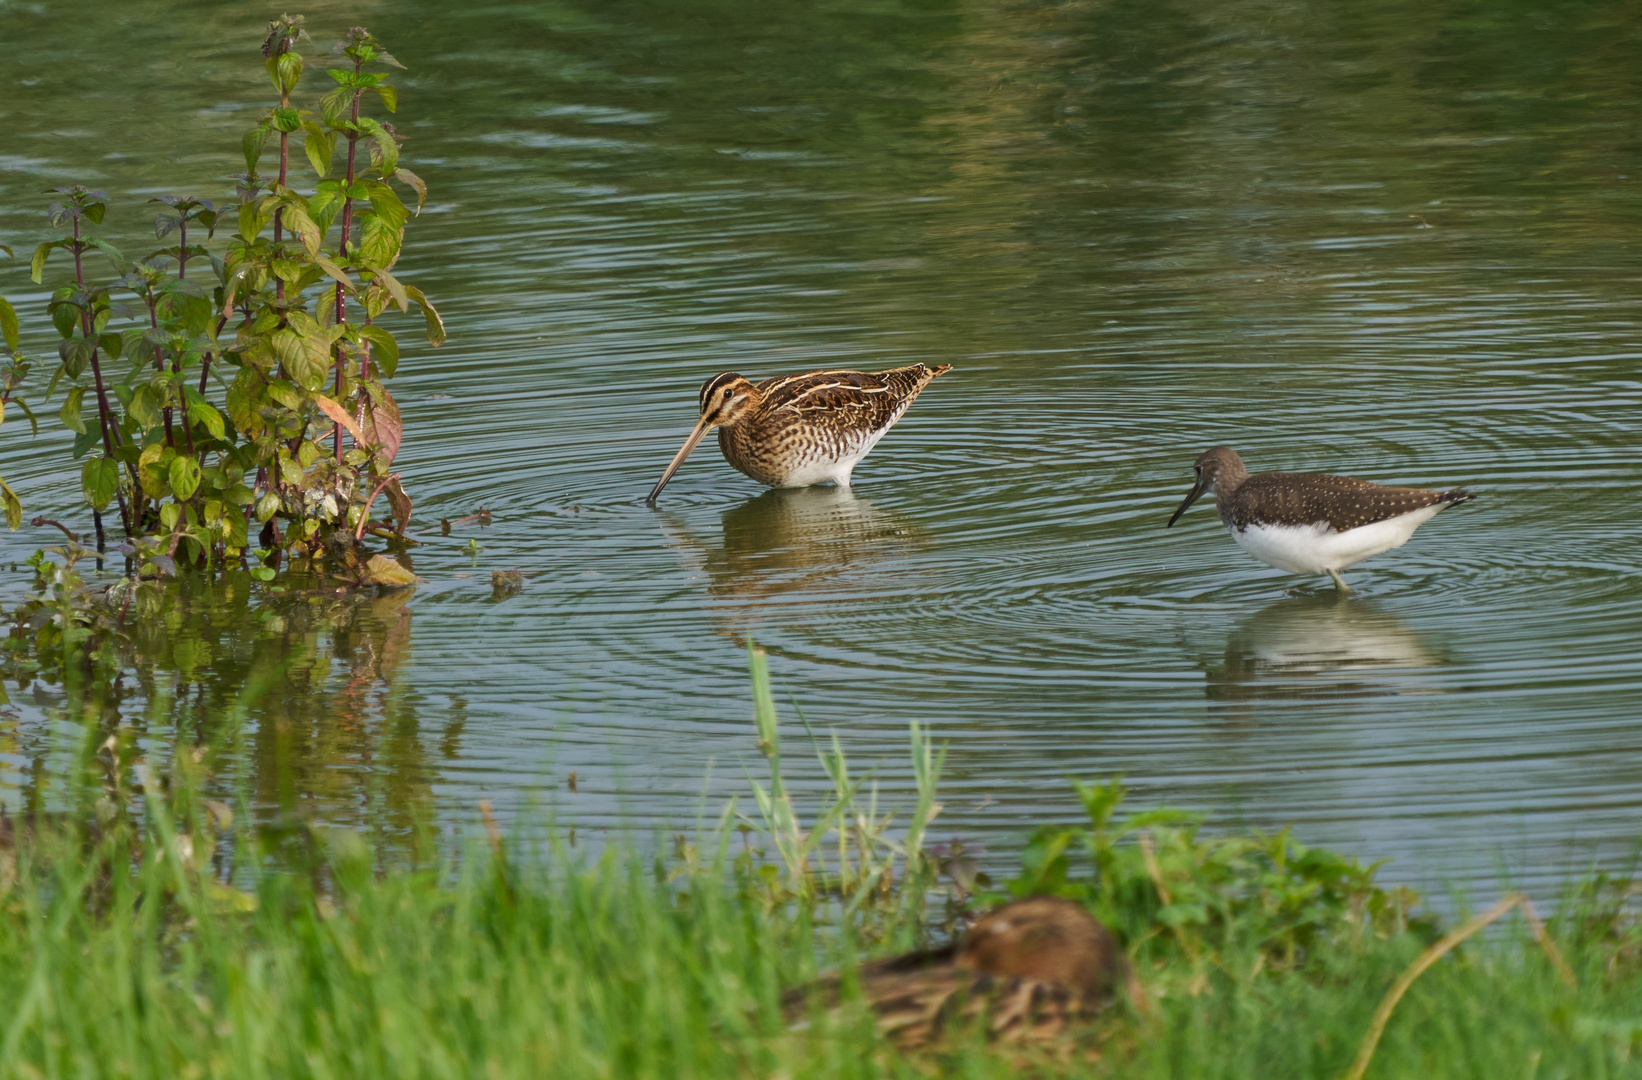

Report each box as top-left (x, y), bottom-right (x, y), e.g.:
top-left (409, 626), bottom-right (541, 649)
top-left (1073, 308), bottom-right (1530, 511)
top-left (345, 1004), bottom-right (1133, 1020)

top-left (2, 0), bottom-right (1640, 892)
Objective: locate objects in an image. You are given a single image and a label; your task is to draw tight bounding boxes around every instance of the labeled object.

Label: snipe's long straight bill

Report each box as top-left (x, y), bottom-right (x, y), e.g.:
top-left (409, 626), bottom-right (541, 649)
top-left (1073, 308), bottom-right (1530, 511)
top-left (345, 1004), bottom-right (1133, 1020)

top-left (646, 415), bottom-right (715, 504)
top-left (1167, 481), bottom-right (1205, 527)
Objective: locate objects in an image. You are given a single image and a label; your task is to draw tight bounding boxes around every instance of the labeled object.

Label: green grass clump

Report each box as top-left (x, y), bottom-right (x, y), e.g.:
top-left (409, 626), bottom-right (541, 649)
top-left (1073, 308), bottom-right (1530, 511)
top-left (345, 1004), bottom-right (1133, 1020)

top-left (4, 815), bottom-right (1642, 1079)
top-left (4, 644), bottom-right (1642, 1078)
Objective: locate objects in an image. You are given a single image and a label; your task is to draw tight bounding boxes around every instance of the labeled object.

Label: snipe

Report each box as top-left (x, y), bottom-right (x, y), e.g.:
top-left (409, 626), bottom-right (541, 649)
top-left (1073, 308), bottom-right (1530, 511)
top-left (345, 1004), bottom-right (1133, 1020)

top-left (1167, 446), bottom-right (1476, 591)
top-left (783, 896), bottom-right (1140, 1051)
top-left (645, 364), bottom-right (951, 503)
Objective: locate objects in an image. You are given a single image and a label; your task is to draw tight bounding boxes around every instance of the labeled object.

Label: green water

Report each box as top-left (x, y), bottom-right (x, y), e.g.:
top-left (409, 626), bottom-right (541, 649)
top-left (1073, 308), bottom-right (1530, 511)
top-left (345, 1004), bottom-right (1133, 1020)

top-left (2, 0), bottom-right (1640, 890)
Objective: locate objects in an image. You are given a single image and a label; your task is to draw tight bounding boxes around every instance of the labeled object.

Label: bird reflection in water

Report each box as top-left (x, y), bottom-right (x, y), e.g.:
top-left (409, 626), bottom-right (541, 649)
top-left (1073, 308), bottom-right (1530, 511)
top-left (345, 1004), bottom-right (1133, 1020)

top-left (656, 486), bottom-right (928, 643)
top-left (1202, 593), bottom-right (1446, 722)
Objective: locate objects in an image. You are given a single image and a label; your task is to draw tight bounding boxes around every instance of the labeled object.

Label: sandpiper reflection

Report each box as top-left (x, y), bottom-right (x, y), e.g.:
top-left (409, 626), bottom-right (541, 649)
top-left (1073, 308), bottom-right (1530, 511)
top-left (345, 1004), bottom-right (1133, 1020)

top-left (1203, 593), bottom-right (1445, 719)
top-left (657, 486), bottom-right (928, 641)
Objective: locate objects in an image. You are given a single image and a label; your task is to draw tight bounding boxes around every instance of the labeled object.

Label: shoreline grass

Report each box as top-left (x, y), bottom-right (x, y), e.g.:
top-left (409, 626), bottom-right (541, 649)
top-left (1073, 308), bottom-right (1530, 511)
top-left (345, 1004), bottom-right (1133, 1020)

top-left (2, 646), bottom-right (1641, 1077)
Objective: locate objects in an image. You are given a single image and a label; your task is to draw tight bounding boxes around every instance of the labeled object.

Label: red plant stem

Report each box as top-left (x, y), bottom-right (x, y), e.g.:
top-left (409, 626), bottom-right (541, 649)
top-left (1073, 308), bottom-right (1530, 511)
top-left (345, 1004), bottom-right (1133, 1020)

top-left (332, 61), bottom-right (364, 466)
top-left (199, 311), bottom-right (230, 395)
top-left (151, 297), bottom-right (175, 447)
top-left (73, 213), bottom-right (132, 536)
top-left (274, 88), bottom-right (289, 305)
top-left (177, 217), bottom-right (188, 279)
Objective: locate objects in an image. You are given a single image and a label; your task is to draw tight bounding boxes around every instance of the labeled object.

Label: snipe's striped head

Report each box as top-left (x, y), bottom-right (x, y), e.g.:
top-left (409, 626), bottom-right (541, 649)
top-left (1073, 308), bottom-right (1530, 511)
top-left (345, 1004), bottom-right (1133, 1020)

top-left (647, 373), bottom-right (761, 503)
top-left (1167, 445), bottom-right (1248, 526)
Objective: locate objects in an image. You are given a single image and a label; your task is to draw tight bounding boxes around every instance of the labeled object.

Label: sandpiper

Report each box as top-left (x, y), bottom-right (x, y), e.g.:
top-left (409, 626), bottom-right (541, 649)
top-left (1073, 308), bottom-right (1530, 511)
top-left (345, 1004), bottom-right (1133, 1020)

top-left (645, 364), bottom-right (951, 503)
top-left (1166, 446), bottom-right (1475, 592)
top-left (783, 896), bottom-right (1140, 1050)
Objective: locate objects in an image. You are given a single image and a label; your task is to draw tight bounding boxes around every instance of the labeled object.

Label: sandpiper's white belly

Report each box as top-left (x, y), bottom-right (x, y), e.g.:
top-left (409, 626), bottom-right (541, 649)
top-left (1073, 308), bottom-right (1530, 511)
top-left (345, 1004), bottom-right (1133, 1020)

top-left (1230, 504), bottom-right (1445, 575)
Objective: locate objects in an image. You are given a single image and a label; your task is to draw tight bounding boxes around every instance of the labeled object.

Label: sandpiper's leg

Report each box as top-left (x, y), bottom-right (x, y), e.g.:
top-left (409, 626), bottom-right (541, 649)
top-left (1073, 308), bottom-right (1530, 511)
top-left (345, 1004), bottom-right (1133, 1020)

top-left (1327, 568), bottom-right (1352, 593)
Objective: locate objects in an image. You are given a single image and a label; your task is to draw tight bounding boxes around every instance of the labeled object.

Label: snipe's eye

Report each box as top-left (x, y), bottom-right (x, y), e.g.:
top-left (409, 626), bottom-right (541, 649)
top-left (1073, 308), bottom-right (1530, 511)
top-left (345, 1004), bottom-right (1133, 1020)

top-left (722, 388), bottom-right (733, 399)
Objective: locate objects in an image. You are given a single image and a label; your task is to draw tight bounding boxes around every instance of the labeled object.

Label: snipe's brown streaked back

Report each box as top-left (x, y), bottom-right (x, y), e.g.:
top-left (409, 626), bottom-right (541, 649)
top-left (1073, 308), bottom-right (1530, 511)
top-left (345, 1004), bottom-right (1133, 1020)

top-left (782, 896), bottom-right (1142, 1051)
top-left (1167, 445), bottom-right (1476, 592)
top-left (645, 364), bottom-right (951, 503)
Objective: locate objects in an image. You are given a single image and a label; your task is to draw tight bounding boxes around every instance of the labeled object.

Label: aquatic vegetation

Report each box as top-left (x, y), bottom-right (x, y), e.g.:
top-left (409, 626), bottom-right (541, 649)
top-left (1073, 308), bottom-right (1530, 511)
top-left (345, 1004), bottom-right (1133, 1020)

top-left (11, 16), bottom-right (442, 584)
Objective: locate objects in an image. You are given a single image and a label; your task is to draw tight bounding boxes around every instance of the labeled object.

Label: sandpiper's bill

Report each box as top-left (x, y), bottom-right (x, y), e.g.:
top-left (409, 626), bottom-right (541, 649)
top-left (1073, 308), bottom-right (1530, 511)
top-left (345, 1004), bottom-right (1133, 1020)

top-left (1166, 446), bottom-right (1475, 591)
top-left (646, 364), bottom-right (951, 503)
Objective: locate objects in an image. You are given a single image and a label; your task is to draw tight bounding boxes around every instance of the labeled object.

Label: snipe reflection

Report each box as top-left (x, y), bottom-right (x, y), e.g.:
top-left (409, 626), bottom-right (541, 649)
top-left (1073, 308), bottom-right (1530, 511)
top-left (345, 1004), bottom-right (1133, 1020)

top-left (1202, 593), bottom-right (1445, 721)
top-left (659, 487), bottom-right (929, 642)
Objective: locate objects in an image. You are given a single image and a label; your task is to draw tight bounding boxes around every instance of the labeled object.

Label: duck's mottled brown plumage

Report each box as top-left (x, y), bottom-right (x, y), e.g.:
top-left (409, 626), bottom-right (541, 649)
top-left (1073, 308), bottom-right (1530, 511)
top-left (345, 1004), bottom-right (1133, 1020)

top-left (783, 897), bottom-right (1137, 1051)
top-left (647, 364), bottom-right (950, 501)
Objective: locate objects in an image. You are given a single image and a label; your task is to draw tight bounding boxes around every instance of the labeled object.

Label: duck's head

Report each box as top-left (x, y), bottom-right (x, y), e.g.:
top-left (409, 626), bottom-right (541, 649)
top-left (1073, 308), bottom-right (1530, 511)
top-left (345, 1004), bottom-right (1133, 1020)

top-left (646, 373), bottom-right (760, 503)
top-left (955, 896), bottom-right (1126, 1002)
top-left (1167, 445), bottom-right (1247, 527)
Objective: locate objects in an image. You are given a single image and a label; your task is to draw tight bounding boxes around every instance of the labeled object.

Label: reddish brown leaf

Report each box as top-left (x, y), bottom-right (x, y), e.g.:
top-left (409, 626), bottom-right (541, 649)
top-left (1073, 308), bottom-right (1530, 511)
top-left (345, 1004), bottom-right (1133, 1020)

top-left (363, 385), bottom-right (402, 462)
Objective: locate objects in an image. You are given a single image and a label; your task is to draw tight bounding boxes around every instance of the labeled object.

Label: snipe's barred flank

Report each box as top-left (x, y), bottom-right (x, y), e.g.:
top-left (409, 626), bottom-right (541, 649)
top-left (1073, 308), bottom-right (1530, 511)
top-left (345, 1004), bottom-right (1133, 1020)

top-left (645, 364), bottom-right (951, 503)
top-left (1166, 445), bottom-right (1475, 592)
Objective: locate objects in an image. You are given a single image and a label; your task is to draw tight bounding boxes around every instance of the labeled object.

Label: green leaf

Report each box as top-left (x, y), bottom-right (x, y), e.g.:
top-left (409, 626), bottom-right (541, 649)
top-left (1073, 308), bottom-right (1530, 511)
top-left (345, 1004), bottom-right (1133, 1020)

top-left (357, 325), bottom-right (399, 378)
top-left (59, 386), bottom-right (86, 434)
top-left (0, 296), bottom-right (17, 353)
top-left (224, 483), bottom-right (257, 506)
top-left (87, 238), bottom-right (127, 274)
top-left (255, 491), bottom-right (281, 522)
top-left (0, 475), bottom-right (20, 531)
top-left (128, 383), bottom-right (162, 431)
top-left (242, 121), bottom-right (272, 172)
top-left (373, 84), bottom-right (398, 112)
top-left (30, 241), bottom-right (60, 284)
top-left (169, 456), bottom-right (202, 501)
top-left (393, 168), bottom-right (427, 214)
top-left (70, 424), bottom-right (100, 459)
top-left (303, 126), bottom-right (336, 178)
top-left (184, 387), bottom-right (226, 439)
top-left (308, 180), bottom-right (347, 235)
top-left (138, 444), bottom-right (169, 497)
top-left (96, 332), bottom-right (122, 360)
top-left (370, 267), bottom-right (409, 312)
top-left (404, 286), bottom-right (446, 346)
top-left (82, 456), bottom-right (119, 510)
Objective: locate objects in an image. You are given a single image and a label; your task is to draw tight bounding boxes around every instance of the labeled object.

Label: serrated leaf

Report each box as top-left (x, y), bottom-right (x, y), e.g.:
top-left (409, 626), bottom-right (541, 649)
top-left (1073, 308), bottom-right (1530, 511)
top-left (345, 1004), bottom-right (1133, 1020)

top-left (357, 324), bottom-right (399, 378)
top-left (362, 383), bottom-right (401, 462)
top-left (0, 296), bottom-right (17, 353)
top-left (364, 553), bottom-right (416, 587)
top-left (0, 475), bottom-right (20, 531)
top-left (314, 393), bottom-right (366, 446)
top-left (303, 127), bottom-right (336, 178)
top-left (404, 286), bottom-right (446, 346)
top-left (31, 240), bottom-right (60, 284)
top-left (59, 386), bottom-right (86, 433)
top-left (169, 456), bottom-right (202, 500)
top-left (186, 394), bottom-right (226, 440)
top-left (82, 456), bottom-right (119, 510)
top-left (243, 122), bottom-right (272, 172)
top-left (370, 268), bottom-right (409, 312)
top-left (138, 443), bottom-right (170, 497)
top-left (384, 475), bottom-right (412, 535)
top-left (393, 168), bottom-right (428, 214)
top-left (282, 205), bottom-right (323, 257)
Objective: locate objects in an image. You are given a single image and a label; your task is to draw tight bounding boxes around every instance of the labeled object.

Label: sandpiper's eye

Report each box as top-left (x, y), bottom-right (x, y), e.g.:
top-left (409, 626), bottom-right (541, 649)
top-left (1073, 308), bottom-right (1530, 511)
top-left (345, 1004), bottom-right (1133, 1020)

top-left (722, 388), bottom-right (733, 399)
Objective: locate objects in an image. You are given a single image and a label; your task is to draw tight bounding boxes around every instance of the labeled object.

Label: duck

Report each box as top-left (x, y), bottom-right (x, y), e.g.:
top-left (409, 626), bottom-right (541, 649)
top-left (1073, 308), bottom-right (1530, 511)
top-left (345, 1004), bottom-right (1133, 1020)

top-left (784, 896), bottom-right (1140, 1050)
